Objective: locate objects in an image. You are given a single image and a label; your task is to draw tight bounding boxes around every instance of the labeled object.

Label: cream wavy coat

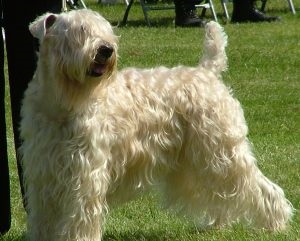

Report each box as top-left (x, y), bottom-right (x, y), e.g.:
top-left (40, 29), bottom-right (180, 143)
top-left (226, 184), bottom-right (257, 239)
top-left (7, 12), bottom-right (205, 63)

top-left (20, 9), bottom-right (293, 241)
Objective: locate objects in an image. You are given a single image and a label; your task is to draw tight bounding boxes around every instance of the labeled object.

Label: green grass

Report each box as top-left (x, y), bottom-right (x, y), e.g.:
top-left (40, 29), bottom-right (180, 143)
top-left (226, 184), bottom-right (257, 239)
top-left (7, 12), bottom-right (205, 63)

top-left (2, 0), bottom-right (300, 240)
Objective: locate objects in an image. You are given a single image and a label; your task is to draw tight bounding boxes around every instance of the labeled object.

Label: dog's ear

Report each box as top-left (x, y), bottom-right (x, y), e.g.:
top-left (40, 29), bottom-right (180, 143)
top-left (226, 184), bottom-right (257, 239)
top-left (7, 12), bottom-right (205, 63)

top-left (29, 13), bottom-right (57, 41)
top-left (45, 15), bottom-right (57, 32)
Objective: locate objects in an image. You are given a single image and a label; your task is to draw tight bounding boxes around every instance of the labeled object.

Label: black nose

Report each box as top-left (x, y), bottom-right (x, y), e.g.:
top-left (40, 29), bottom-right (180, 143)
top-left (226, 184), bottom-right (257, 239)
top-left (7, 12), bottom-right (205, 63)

top-left (98, 45), bottom-right (113, 60)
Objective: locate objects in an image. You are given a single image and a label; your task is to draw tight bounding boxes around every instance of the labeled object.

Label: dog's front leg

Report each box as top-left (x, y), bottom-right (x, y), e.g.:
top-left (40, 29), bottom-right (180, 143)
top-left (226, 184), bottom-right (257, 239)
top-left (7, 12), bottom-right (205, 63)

top-left (26, 149), bottom-right (109, 241)
top-left (55, 150), bottom-right (110, 241)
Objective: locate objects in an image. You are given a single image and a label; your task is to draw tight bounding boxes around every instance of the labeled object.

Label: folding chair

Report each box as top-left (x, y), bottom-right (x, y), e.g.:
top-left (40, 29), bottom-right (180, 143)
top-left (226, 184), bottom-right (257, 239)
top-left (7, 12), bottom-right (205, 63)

top-left (122, 0), bottom-right (218, 26)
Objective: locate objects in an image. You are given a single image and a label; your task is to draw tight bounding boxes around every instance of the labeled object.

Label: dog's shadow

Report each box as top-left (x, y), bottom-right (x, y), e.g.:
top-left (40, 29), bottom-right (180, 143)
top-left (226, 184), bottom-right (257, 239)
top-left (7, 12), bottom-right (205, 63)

top-left (103, 227), bottom-right (207, 241)
top-left (3, 229), bottom-right (207, 241)
top-left (104, 231), bottom-right (169, 241)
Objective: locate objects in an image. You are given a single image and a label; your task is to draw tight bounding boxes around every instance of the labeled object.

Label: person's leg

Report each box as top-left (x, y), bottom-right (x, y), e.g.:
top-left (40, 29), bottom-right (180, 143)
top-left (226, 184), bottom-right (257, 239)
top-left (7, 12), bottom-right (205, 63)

top-left (2, 0), bottom-right (62, 211)
top-left (232, 0), bottom-right (280, 23)
top-left (174, 0), bottom-right (205, 27)
top-left (3, 17), bottom-right (36, 210)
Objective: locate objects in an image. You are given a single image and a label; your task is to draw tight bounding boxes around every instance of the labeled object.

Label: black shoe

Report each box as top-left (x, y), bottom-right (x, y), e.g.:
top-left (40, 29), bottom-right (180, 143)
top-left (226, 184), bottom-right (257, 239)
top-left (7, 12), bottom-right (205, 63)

top-left (232, 8), bottom-right (280, 23)
top-left (175, 10), bottom-right (205, 27)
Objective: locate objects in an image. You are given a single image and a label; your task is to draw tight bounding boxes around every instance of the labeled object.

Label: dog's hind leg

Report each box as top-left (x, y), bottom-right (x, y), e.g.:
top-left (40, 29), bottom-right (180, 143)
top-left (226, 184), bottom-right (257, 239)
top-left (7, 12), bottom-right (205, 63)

top-left (162, 137), bottom-right (293, 230)
top-left (161, 144), bottom-right (243, 228)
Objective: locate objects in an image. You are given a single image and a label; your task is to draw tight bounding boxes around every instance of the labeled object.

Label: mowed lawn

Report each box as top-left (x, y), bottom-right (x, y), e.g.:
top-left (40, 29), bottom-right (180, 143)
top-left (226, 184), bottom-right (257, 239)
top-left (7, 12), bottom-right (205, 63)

top-left (2, 0), bottom-right (299, 240)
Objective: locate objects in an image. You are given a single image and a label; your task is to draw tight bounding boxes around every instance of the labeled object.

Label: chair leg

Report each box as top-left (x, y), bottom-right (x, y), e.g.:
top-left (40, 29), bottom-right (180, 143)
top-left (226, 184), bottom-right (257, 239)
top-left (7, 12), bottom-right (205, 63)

top-left (122, 0), bottom-right (135, 25)
top-left (221, 0), bottom-right (230, 20)
top-left (79, 0), bottom-right (87, 8)
top-left (200, 0), bottom-right (217, 22)
top-left (140, 0), bottom-right (151, 26)
top-left (287, 0), bottom-right (296, 14)
top-left (207, 0), bottom-right (218, 22)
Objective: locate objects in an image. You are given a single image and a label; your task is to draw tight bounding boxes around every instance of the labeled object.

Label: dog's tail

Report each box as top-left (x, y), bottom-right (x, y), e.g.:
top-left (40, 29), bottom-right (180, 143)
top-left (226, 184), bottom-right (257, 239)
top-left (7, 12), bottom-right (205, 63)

top-left (200, 21), bottom-right (228, 74)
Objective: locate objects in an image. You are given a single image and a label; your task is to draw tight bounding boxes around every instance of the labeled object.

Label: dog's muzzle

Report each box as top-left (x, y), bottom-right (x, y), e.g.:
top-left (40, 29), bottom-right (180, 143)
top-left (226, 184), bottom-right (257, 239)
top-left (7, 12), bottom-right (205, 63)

top-left (88, 44), bottom-right (114, 77)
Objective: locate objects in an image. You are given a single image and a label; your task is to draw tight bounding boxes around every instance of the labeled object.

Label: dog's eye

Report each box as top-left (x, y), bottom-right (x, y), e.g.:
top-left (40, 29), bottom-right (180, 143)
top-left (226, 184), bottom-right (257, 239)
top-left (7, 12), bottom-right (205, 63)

top-left (80, 25), bottom-right (86, 32)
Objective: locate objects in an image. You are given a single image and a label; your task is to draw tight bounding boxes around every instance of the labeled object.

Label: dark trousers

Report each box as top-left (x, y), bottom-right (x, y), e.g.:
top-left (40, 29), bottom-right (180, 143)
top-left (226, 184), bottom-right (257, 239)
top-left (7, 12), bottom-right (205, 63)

top-left (0, 0), bottom-right (61, 235)
top-left (232, 0), bottom-right (254, 16)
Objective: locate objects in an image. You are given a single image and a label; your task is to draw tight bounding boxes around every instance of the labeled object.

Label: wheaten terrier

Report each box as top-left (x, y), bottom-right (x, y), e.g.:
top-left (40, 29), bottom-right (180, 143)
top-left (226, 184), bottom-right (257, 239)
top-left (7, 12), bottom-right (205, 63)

top-left (20, 9), bottom-right (293, 241)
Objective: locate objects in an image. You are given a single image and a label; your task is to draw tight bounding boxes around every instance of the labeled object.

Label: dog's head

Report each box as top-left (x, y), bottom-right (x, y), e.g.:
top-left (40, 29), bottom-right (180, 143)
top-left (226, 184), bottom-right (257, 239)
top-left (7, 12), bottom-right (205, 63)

top-left (29, 9), bottom-right (118, 109)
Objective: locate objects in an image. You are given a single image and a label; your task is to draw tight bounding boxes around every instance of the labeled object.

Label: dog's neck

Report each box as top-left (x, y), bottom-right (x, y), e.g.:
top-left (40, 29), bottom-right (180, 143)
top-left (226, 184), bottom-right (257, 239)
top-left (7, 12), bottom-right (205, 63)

top-left (30, 71), bottom-right (106, 122)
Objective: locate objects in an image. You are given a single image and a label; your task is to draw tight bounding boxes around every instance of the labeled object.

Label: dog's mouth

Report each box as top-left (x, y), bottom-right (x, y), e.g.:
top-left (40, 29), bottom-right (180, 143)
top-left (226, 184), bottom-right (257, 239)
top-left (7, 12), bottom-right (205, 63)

top-left (88, 45), bottom-right (114, 77)
top-left (89, 62), bottom-right (107, 77)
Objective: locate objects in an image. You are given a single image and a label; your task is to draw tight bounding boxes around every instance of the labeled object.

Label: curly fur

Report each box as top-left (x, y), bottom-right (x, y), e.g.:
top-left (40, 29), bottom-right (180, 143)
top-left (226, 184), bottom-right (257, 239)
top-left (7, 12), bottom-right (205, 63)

top-left (20, 9), bottom-right (293, 241)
